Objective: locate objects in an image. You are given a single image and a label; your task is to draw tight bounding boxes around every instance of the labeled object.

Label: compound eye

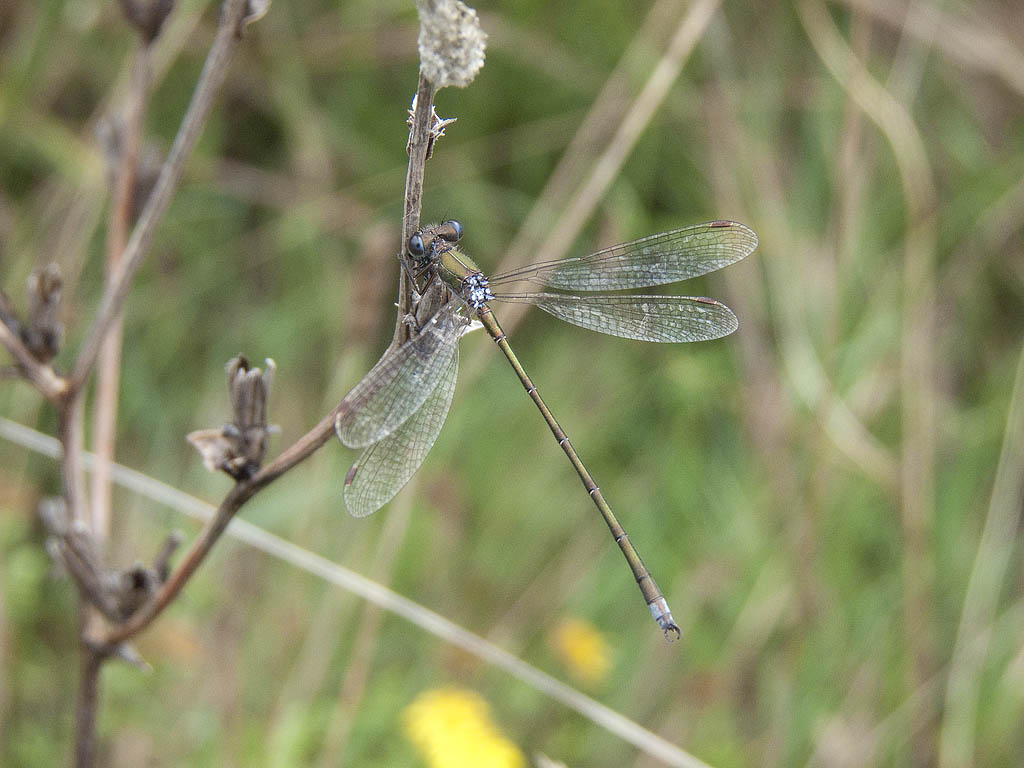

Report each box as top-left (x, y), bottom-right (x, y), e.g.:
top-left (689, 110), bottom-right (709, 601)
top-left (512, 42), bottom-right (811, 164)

top-left (408, 233), bottom-right (425, 256)
top-left (443, 220), bottom-right (463, 242)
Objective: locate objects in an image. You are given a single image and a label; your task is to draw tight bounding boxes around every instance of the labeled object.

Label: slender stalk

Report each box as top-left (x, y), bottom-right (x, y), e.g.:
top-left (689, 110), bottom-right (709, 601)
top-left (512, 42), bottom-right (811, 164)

top-left (92, 44), bottom-right (152, 546)
top-left (394, 72), bottom-right (438, 346)
top-left (74, 644), bottom-right (104, 768)
top-left (59, 390), bottom-right (89, 526)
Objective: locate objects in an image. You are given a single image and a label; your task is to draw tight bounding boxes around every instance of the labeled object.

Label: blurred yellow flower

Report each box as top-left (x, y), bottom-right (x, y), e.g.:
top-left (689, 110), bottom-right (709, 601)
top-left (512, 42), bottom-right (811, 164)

top-left (549, 617), bottom-right (612, 686)
top-left (403, 687), bottom-right (526, 768)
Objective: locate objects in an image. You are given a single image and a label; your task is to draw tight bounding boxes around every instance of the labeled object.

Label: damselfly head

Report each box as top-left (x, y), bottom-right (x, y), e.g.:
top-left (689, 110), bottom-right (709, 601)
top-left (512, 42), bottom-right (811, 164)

top-left (409, 220), bottom-right (464, 261)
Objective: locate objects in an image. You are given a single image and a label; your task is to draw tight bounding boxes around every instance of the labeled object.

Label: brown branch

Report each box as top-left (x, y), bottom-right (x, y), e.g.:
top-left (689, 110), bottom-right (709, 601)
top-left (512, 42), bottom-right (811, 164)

top-left (60, 391), bottom-right (89, 527)
top-left (64, 390), bottom-right (95, 768)
top-left (74, 645), bottom-right (104, 768)
top-left (402, 74), bottom-right (439, 243)
top-left (100, 407), bottom-right (339, 645)
top-left (92, 43), bottom-right (153, 546)
top-left (70, 0), bottom-right (250, 393)
top-left (394, 72), bottom-right (438, 345)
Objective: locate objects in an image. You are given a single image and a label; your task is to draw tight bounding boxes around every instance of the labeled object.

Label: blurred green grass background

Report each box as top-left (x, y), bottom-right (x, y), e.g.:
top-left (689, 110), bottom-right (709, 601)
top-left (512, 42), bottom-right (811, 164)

top-left (2, 0), bottom-right (1023, 765)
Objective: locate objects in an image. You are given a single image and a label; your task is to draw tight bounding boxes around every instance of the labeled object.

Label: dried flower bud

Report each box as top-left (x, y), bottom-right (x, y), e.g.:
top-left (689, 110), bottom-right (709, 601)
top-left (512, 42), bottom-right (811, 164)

top-left (108, 533), bottom-right (181, 621)
top-left (417, 0), bottom-right (487, 89)
top-left (23, 264), bottom-right (63, 362)
top-left (113, 562), bottom-right (159, 620)
top-left (40, 498), bottom-right (120, 620)
top-left (41, 499), bottom-right (179, 628)
top-left (188, 356), bottom-right (276, 479)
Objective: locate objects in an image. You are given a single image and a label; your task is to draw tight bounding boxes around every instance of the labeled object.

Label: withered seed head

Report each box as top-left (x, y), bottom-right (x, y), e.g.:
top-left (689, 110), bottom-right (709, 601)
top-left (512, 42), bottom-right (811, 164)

top-left (188, 356), bottom-right (276, 480)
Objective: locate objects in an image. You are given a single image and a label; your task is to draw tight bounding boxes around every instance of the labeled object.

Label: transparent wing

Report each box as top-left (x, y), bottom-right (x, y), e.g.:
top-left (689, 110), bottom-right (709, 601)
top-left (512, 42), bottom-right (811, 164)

top-left (494, 293), bottom-right (738, 342)
top-left (335, 305), bottom-right (465, 449)
top-left (343, 348), bottom-right (459, 518)
top-left (488, 221), bottom-right (757, 291)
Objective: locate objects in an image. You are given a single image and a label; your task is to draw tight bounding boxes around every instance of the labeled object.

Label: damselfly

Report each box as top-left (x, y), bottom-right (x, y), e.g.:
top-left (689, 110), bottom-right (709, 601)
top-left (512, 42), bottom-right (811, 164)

top-left (336, 220), bottom-right (757, 637)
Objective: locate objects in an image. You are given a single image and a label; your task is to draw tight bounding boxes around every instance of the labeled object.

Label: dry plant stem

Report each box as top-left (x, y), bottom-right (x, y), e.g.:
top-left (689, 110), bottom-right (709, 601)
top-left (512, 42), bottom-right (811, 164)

top-left (75, 643), bottom-right (104, 768)
top-left (65, 355), bottom-right (96, 768)
top-left (402, 74), bottom-right (437, 240)
top-left (61, 393), bottom-right (89, 526)
top-left (92, 44), bottom-right (152, 546)
top-left (70, 0), bottom-right (249, 392)
top-left (394, 72), bottom-right (438, 345)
